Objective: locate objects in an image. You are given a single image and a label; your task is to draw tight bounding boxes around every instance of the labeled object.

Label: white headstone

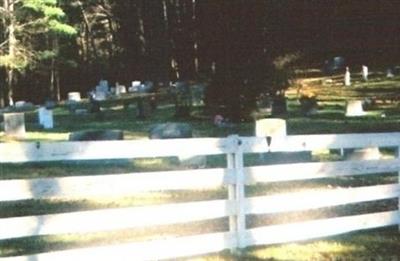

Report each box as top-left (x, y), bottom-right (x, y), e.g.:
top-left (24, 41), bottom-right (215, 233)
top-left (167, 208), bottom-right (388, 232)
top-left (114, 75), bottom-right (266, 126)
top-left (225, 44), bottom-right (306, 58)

top-left (115, 85), bottom-right (127, 95)
top-left (15, 101), bottom-right (26, 108)
top-left (4, 112), bottom-right (25, 137)
top-left (344, 67), bottom-right (351, 86)
top-left (68, 92), bottom-right (81, 102)
top-left (255, 118), bottom-right (287, 147)
top-left (38, 107), bottom-right (46, 125)
top-left (345, 100), bottom-right (365, 116)
top-left (41, 108), bottom-right (54, 129)
top-left (129, 81), bottom-right (141, 92)
top-left (362, 65), bottom-right (368, 81)
top-left (132, 81), bottom-right (141, 87)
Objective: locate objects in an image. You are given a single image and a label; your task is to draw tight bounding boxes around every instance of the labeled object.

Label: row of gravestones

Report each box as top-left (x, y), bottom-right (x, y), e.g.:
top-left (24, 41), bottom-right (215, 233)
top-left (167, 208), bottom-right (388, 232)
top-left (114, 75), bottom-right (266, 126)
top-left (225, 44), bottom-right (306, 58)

top-left (1, 107), bottom-right (54, 137)
top-left (67, 123), bottom-right (205, 168)
top-left (257, 96), bottom-right (371, 117)
top-left (67, 80), bottom-right (206, 104)
top-left (1, 111), bottom-right (380, 164)
top-left (324, 57), bottom-right (397, 79)
top-left (67, 80), bottom-right (156, 105)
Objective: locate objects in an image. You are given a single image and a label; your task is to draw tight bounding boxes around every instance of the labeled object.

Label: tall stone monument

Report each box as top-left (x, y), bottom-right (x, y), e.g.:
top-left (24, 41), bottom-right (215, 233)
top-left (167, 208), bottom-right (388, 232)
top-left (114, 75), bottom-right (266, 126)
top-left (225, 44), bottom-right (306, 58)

top-left (362, 65), bottom-right (368, 81)
top-left (344, 67), bottom-right (351, 86)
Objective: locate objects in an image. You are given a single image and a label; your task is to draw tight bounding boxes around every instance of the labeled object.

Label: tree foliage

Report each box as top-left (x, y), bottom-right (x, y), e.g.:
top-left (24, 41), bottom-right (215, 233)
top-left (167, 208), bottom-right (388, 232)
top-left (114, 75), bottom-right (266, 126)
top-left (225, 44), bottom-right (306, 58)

top-left (0, 0), bottom-right (75, 105)
top-left (1, 1), bottom-right (400, 116)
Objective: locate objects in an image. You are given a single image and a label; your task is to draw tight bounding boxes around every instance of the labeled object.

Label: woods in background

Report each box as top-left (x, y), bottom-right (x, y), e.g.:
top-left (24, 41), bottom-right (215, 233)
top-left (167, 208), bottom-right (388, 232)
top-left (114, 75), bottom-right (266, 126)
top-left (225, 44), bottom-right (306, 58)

top-left (1, 0), bottom-right (400, 120)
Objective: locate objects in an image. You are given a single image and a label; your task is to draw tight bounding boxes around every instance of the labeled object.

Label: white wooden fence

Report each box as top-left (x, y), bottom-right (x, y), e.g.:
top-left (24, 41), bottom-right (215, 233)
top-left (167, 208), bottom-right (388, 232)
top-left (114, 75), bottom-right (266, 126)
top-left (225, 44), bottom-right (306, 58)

top-left (1, 133), bottom-right (400, 260)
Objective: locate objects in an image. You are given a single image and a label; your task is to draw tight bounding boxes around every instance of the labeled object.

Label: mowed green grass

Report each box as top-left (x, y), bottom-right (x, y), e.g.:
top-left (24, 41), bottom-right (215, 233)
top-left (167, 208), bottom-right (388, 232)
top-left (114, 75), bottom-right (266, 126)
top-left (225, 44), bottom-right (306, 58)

top-left (2, 70), bottom-right (400, 259)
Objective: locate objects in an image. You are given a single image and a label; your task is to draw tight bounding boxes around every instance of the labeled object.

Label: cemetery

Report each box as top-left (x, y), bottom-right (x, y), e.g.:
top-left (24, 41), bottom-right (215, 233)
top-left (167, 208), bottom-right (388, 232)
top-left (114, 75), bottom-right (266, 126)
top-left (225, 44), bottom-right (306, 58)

top-left (2, 1), bottom-right (400, 260)
top-left (2, 68), bottom-right (400, 260)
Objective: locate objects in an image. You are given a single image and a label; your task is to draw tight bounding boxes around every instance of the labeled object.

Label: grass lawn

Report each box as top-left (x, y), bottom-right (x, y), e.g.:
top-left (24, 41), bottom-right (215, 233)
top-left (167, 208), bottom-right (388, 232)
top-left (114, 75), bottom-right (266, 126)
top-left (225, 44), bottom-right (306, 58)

top-left (2, 69), bottom-right (400, 260)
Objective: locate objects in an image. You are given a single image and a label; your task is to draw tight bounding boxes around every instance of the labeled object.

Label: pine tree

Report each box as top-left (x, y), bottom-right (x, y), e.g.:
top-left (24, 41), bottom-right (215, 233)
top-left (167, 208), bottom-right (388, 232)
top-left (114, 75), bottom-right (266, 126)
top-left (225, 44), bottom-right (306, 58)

top-left (0, 0), bottom-right (75, 106)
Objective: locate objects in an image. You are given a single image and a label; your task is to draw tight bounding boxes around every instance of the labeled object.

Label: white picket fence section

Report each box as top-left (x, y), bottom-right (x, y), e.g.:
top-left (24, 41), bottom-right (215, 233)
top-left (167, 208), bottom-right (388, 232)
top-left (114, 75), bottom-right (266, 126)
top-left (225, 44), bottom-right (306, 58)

top-left (1, 132), bottom-right (400, 260)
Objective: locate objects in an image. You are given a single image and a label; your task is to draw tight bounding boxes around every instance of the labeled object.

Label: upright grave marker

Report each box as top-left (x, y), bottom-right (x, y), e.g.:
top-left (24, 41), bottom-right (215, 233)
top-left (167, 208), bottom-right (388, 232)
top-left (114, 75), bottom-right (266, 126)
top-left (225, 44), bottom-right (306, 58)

top-left (38, 107), bottom-right (54, 129)
top-left (362, 65), bottom-right (368, 81)
top-left (255, 118), bottom-right (311, 163)
top-left (345, 100), bottom-right (365, 116)
top-left (68, 92), bottom-right (81, 102)
top-left (344, 67), bottom-right (351, 86)
top-left (3, 113), bottom-right (26, 138)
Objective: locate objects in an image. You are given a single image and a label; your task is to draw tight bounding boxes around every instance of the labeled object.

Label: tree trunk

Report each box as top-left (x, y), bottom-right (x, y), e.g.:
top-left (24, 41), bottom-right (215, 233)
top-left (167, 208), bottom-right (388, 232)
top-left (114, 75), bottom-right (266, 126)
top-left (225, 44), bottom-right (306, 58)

top-left (49, 37), bottom-right (60, 101)
top-left (6, 69), bottom-right (14, 106)
top-left (0, 71), bottom-right (4, 107)
top-left (6, 0), bottom-right (16, 106)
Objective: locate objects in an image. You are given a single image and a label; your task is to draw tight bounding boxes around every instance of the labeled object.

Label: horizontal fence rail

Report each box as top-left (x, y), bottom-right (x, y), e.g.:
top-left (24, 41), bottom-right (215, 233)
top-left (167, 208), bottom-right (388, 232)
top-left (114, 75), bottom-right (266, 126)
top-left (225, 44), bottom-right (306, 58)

top-left (0, 168), bottom-right (233, 201)
top-left (0, 138), bottom-right (234, 163)
top-left (1, 132), bottom-right (400, 260)
top-left (1, 232), bottom-right (236, 261)
top-left (246, 210), bottom-right (400, 247)
top-left (245, 159), bottom-right (400, 184)
top-left (0, 199), bottom-right (235, 240)
top-left (246, 184), bottom-right (400, 215)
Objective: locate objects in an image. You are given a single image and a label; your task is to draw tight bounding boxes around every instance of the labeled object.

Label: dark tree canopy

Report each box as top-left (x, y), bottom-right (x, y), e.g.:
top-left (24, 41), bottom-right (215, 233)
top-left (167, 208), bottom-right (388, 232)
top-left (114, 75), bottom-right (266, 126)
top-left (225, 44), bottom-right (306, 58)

top-left (1, 0), bottom-right (400, 119)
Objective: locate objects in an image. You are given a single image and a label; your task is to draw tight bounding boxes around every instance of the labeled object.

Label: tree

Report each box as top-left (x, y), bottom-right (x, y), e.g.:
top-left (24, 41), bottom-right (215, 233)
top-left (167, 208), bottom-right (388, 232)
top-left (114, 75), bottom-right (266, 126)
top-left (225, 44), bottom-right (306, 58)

top-left (0, 0), bottom-right (75, 106)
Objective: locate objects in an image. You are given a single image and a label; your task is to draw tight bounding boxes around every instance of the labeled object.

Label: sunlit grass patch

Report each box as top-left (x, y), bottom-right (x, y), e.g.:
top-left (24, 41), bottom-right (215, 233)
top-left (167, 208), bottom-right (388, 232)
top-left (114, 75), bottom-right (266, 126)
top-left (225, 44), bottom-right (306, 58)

top-left (249, 241), bottom-right (365, 260)
top-left (0, 131), bottom-right (69, 142)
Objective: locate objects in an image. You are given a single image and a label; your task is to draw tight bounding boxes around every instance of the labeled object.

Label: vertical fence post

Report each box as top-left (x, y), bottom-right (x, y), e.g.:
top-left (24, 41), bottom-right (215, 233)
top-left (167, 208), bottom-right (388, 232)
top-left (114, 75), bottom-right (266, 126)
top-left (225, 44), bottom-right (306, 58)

top-left (227, 135), bottom-right (246, 251)
top-left (397, 146), bottom-right (400, 231)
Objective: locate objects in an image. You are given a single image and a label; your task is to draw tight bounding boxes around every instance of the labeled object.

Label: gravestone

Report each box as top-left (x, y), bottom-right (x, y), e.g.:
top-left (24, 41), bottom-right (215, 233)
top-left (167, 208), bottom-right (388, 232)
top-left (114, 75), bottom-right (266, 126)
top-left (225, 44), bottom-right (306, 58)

top-left (362, 65), bottom-right (368, 81)
top-left (149, 123), bottom-right (205, 168)
top-left (15, 101), bottom-right (26, 108)
top-left (94, 81), bottom-right (108, 100)
top-left (387, 68), bottom-right (394, 78)
top-left (38, 107), bottom-right (46, 125)
top-left (115, 84), bottom-right (127, 95)
top-left (97, 80), bottom-right (109, 93)
top-left (14, 101), bottom-right (34, 112)
top-left (4, 113), bottom-right (26, 137)
top-left (69, 129), bottom-right (124, 141)
top-left (94, 91), bottom-right (107, 101)
top-left (344, 67), bottom-right (351, 86)
top-left (345, 147), bottom-right (382, 160)
top-left (68, 92), bottom-right (81, 102)
top-left (255, 118), bottom-right (312, 164)
top-left (129, 81), bottom-right (141, 92)
top-left (38, 107), bottom-right (53, 129)
top-left (346, 100), bottom-right (365, 116)
top-left (149, 123), bottom-right (192, 139)
top-left (255, 118), bottom-right (287, 141)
